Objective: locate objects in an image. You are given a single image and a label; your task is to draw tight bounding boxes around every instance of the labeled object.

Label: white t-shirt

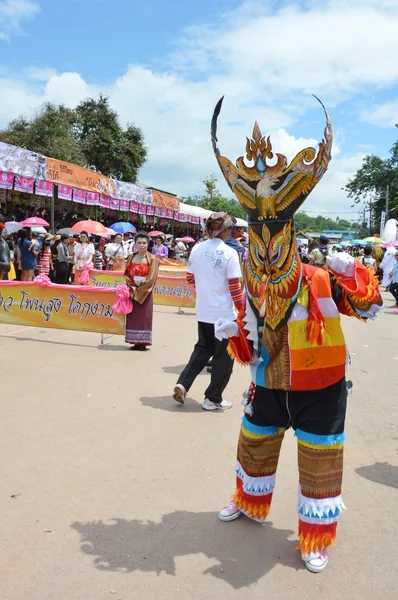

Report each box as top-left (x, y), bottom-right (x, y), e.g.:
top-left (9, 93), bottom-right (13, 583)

top-left (187, 238), bottom-right (242, 324)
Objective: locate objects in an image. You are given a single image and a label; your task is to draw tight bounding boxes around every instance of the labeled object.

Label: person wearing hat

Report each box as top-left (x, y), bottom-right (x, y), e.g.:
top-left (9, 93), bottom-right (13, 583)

top-left (173, 212), bottom-right (244, 411)
top-left (309, 234), bottom-right (331, 268)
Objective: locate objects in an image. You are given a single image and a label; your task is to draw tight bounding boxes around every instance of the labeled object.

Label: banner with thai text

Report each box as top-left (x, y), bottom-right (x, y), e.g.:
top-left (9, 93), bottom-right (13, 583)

top-left (36, 180), bottom-right (53, 197)
top-left (0, 282), bottom-right (124, 334)
top-left (46, 157), bottom-right (115, 196)
top-left (87, 192), bottom-right (100, 206)
top-left (14, 176), bottom-right (35, 193)
top-left (58, 184), bottom-right (72, 201)
top-left (83, 264), bottom-right (195, 308)
top-left (0, 171), bottom-right (14, 189)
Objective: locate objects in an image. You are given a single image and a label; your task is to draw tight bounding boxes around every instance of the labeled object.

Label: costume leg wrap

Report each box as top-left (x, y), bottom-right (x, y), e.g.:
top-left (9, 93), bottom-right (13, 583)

top-left (296, 429), bottom-right (346, 559)
top-left (233, 416), bottom-right (285, 522)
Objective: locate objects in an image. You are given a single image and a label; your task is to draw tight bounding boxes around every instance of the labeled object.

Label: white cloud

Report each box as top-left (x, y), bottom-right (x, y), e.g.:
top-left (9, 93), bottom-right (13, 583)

top-left (0, 0), bottom-right (40, 40)
top-left (362, 100), bottom-right (398, 128)
top-left (0, 0), bottom-right (396, 217)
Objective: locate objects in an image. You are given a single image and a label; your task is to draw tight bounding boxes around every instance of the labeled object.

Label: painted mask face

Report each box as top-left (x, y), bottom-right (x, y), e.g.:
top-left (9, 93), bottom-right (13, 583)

top-left (211, 96), bottom-right (333, 331)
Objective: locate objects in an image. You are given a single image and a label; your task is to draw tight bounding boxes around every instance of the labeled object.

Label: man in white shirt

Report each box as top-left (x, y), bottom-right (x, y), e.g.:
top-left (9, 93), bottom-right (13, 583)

top-left (173, 212), bottom-right (244, 411)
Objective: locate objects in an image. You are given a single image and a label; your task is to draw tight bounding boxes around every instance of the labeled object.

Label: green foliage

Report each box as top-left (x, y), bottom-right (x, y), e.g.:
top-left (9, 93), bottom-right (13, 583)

top-left (74, 94), bottom-right (147, 182)
top-left (0, 103), bottom-right (85, 164)
top-left (182, 175), bottom-right (246, 219)
top-left (294, 212), bottom-right (357, 233)
top-left (0, 95), bottom-right (147, 183)
top-left (345, 142), bottom-right (398, 231)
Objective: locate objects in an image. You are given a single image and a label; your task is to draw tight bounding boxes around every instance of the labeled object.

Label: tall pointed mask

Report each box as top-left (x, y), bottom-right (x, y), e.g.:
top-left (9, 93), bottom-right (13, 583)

top-left (211, 97), bottom-right (333, 330)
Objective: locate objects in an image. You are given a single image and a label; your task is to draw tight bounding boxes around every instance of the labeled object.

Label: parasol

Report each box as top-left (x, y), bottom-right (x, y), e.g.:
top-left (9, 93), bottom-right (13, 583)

top-left (362, 237), bottom-right (384, 244)
top-left (71, 220), bottom-right (112, 236)
top-left (57, 228), bottom-right (74, 235)
top-left (181, 236), bottom-right (195, 243)
top-left (3, 221), bottom-right (22, 235)
top-left (20, 217), bottom-right (50, 227)
top-left (109, 222), bottom-right (137, 234)
top-left (31, 227), bottom-right (48, 234)
top-left (148, 231), bottom-right (164, 237)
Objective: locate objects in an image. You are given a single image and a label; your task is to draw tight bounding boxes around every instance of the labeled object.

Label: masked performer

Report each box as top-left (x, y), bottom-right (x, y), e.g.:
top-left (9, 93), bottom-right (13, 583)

top-left (211, 98), bottom-right (382, 573)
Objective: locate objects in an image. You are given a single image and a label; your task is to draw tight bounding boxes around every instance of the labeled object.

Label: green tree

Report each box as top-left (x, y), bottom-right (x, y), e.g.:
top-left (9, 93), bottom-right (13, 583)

top-left (345, 143), bottom-right (398, 232)
top-left (0, 95), bottom-right (147, 183)
top-left (0, 103), bottom-right (85, 164)
top-left (182, 175), bottom-right (246, 219)
top-left (74, 94), bottom-right (147, 182)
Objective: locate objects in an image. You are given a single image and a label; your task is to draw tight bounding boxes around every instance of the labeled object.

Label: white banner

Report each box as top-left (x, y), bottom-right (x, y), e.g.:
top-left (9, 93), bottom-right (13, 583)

top-left (380, 210), bottom-right (386, 238)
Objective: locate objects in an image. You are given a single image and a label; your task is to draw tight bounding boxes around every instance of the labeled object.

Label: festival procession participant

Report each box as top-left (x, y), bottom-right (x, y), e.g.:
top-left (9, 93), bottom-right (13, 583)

top-left (37, 237), bottom-right (53, 277)
top-left (308, 234), bottom-right (331, 267)
top-left (210, 98), bottom-right (382, 572)
top-left (380, 246), bottom-right (397, 291)
top-left (359, 246), bottom-right (376, 270)
top-left (17, 228), bottom-right (39, 281)
top-left (174, 238), bottom-right (187, 261)
top-left (123, 232), bottom-right (134, 255)
top-left (94, 241), bottom-right (106, 270)
top-left (124, 231), bottom-right (159, 351)
top-left (173, 212), bottom-right (244, 411)
top-left (0, 220), bottom-right (11, 280)
top-left (389, 250), bottom-right (398, 307)
top-left (74, 231), bottom-right (95, 271)
top-left (55, 234), bottom-right (70, 284)
top-left (105, 233), bottom-right (127, 271)
top-left (152, 236), bottom-right (169, 259)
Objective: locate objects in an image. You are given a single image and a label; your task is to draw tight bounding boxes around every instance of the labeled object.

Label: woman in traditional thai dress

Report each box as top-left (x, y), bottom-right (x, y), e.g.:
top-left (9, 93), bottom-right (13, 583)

top-left (105, 233), bottom-right (127, 271)
top-left (124, 231), bottom-right (159, 351)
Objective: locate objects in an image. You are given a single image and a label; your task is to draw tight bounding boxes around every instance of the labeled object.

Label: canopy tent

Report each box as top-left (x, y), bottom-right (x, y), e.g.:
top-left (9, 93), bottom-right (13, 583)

top-left (178, 202), bottom-right (248, 228)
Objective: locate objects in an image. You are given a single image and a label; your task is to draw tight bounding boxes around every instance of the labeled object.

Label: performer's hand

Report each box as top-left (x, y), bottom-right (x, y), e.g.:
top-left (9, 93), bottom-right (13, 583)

top-left (215, 318), bottom-right (239, 341)
top-left (326, 252), bottom-right (355, 278)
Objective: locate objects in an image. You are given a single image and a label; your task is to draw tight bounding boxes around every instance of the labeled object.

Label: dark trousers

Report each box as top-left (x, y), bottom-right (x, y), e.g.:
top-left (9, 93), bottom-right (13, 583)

top-left (390, 282), bottom-right (398, 303)
top-left (178, 321), bottom-right (234, 404)
top-left (55, 262), bottom-right (69, 284)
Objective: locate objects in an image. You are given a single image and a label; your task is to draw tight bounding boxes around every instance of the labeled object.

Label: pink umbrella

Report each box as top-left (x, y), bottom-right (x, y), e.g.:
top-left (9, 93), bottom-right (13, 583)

top-left (181, 236), bottom-right (195, 243)
top-left (381, 240), bottom-right (398, 248)
top-left (148, 231), bottom-right (164, 237)
top-left (20, 217), bottom-right (50, 227)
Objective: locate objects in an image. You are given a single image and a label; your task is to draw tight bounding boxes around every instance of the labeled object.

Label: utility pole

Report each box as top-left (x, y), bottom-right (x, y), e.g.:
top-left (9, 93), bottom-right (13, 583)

top-left (386, 184), bottom-right (389, 218)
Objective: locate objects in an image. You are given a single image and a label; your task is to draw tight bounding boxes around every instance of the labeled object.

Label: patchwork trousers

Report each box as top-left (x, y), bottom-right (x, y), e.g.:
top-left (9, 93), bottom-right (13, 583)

top-left (233, 378), bottom-right (347, 559)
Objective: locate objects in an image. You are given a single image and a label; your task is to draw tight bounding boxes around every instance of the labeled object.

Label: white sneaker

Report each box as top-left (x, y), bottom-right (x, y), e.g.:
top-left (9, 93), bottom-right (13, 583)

top-left (218, 501), bottom-right (242, 522)
top-left (202, 398), bottom-right (233, 411)
top-left (173, 384), bottom-right (186, 405)
top-left (305, 552), bottom-right (329, 573)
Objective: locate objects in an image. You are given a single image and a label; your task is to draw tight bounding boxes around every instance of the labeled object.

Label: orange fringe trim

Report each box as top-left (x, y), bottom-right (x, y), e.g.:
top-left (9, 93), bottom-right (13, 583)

top-left (296, 521), bottom-right (337, 554)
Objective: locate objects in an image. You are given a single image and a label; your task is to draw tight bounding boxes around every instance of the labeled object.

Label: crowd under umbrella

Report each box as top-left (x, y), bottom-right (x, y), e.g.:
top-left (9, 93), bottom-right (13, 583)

top-left (71, 220), bottom-right (114, 237)
top-left (109, 222), bottom-right (136, 234)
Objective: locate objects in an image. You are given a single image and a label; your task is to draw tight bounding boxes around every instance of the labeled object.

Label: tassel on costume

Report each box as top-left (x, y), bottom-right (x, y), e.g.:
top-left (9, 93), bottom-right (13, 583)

top-left (297, 521), bottom-right (338, 555)
top-left (306, 279), bottom-right (326, 345)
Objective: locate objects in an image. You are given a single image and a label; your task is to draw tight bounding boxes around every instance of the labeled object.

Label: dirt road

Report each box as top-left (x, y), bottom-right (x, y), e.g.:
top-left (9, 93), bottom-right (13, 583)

top-left (1, 295), bottom-right (397, 600)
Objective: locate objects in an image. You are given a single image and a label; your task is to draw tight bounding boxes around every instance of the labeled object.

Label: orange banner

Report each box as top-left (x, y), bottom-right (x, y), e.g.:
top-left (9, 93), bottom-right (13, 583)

top-left (46, 157), bottom-right (115, 196)
top-left (152, 189), bottom-right (180, 212)
top-left (0, 282), bottom-right (124, 334)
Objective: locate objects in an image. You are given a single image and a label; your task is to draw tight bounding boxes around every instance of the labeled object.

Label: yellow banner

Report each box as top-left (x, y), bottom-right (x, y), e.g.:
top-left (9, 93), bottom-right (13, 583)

top-left (84, 268), bottom-right (196, 308)
top-left (0, 282), bottom-right (124, 334)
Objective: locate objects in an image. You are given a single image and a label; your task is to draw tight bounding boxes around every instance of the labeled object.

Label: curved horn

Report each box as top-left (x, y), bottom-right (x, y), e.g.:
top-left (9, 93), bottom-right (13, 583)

top-left (211, 96), bottom-right (224, 155)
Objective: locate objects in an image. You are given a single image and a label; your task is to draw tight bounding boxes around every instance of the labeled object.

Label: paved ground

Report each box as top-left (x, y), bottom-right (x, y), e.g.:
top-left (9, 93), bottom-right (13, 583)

top-left (1, 292), bottom-right (397, 600)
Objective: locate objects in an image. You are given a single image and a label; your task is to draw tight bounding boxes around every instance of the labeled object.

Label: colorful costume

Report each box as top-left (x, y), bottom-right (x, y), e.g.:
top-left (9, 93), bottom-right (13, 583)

top-left (211, 98), bottom-right (382, 566)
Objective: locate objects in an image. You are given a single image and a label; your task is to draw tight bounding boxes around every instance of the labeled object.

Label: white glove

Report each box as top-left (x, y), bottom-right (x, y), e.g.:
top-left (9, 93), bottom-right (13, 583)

top-left (214, 318), bottom-right (239, 341)
top-left (326, 252), bottom-right (355, 278)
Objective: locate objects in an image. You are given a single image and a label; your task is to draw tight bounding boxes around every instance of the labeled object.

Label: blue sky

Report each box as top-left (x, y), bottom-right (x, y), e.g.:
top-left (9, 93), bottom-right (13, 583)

top-left (1, 0), bottom-right (398, 220)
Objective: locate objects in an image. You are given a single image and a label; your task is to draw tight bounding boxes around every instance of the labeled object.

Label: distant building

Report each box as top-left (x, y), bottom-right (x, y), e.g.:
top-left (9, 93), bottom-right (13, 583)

top-left (321, 229), bottom-right (358, 242)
